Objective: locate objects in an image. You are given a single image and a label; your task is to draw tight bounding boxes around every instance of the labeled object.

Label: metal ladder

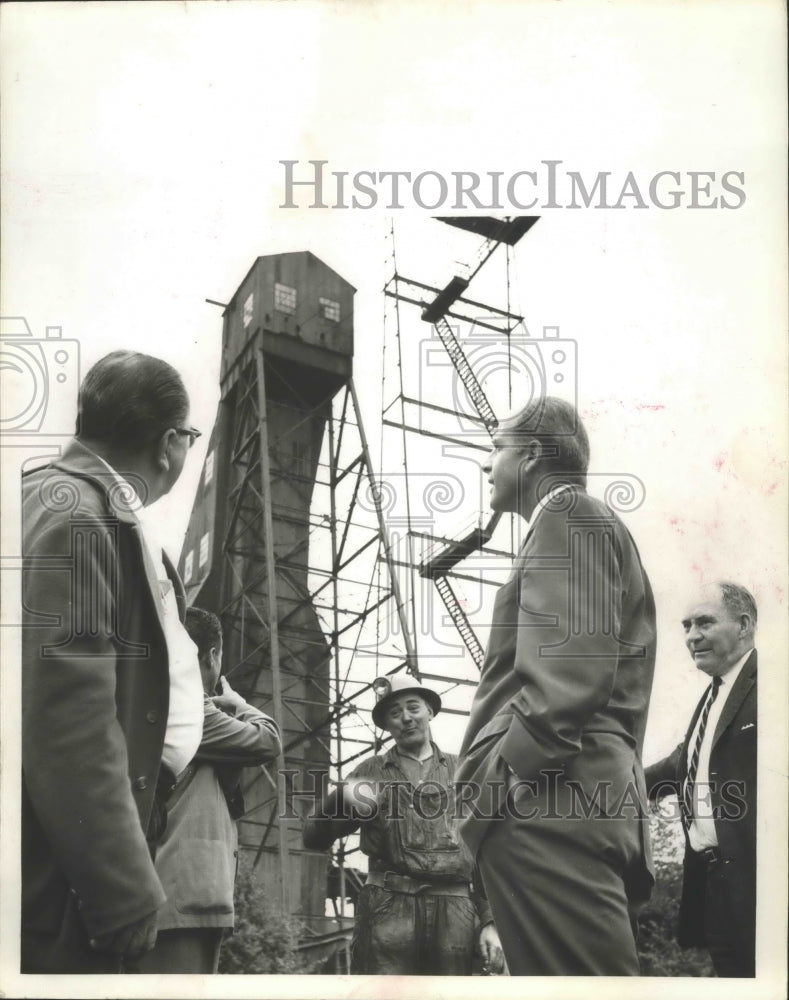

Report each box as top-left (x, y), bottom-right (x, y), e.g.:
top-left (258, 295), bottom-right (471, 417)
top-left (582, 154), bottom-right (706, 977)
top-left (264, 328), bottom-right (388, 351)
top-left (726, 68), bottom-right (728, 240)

top-left (433, 575), bottom-right (486, 670)
top-left (433, 315), bottom-right (497, 434)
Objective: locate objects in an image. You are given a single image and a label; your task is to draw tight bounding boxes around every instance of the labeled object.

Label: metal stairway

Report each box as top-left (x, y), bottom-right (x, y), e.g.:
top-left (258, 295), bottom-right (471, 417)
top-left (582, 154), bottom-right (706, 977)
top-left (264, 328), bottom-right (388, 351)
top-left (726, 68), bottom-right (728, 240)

top-left (433, 576), bottom-right (486, 670)
top-left (420, 512), bottom-right (501, 671)
top-left (431, 315), bottom-right (497, 434)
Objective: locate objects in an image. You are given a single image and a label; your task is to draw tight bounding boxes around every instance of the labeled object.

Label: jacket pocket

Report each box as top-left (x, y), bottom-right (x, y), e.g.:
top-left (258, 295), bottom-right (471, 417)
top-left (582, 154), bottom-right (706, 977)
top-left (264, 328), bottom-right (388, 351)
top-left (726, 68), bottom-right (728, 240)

top-left (174, 838), bottom-right (234, 915)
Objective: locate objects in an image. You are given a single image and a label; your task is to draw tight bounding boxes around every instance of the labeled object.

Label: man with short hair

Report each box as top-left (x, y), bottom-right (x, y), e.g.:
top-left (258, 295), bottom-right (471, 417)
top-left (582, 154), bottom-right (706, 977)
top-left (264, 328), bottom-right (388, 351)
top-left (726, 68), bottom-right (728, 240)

top-left (646, 581), bottom-right (758, 977)
top-left (456, 396), bottom-right (657, 975)
top-left (21, 350), bottom-right (202, 972)
top-left (302, 674), bottom-right (504, 976)
top-left (137, 607), bottom-right (281, 973)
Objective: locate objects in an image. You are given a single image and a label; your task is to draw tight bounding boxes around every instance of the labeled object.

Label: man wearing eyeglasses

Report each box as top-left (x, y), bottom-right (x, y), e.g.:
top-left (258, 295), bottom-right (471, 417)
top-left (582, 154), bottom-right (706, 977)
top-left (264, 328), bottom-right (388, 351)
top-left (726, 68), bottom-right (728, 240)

top-left (21, 350), bottom-right (203, 972)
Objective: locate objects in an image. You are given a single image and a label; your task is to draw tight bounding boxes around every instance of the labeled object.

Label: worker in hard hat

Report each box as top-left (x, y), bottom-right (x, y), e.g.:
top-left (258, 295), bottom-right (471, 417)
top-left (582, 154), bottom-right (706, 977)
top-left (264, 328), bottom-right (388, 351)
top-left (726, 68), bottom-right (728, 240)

top-left (302, 673), bottom-right (504, 975)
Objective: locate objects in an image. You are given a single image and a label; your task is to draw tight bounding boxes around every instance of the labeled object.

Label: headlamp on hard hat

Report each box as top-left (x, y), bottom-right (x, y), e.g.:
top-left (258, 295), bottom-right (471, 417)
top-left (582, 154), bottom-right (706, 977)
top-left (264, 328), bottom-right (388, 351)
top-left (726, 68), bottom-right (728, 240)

top-left (372, 677), bottom-right (392, 700)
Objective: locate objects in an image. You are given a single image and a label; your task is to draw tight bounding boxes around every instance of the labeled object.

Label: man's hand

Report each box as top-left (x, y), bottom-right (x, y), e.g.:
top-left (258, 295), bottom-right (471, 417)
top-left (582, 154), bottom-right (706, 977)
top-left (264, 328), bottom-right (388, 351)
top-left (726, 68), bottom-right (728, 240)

top-left (89, 910), bottom-right (158, 961)
top-left (478, 921), bottom-right (506, 975)
top-left (211, 676), bottom-right (247, 715)
top-left (338, 777), bottom-right (385, 818)
top-left (335, 776), bottom-right (409, 819)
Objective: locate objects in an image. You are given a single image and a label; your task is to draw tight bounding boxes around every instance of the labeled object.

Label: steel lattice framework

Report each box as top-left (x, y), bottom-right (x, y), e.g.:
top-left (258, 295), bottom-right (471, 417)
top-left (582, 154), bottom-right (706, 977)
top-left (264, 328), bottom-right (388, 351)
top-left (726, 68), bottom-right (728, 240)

top-left (178, 223), bottom-right (543, 969)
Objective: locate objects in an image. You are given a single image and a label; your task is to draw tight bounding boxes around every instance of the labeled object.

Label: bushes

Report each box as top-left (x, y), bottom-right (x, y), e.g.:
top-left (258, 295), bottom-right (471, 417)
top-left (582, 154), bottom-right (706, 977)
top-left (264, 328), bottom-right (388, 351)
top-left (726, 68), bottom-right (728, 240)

top-left (218, 856), bottom-right (311, 974)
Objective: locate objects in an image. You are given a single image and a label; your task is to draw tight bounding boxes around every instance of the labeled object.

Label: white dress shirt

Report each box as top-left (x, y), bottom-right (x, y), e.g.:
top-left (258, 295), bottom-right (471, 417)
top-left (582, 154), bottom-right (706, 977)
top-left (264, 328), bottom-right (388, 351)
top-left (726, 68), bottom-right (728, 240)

top-left (685, 649), bottom-right (752, 851)
top-left (90, 449), bottom-right (204, 777)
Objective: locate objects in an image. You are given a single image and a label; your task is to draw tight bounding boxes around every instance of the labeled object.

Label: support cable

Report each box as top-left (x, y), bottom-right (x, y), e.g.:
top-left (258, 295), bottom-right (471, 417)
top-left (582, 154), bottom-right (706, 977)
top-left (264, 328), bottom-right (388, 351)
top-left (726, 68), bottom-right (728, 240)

top-left (389, 221), bottom-right (419, 658)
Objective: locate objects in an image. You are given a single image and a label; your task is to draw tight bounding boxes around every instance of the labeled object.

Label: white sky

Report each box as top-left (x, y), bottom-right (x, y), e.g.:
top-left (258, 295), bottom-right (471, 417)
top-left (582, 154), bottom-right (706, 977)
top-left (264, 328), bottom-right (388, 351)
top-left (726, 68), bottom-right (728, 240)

top-left (1, 2), bottom-right (787, 997)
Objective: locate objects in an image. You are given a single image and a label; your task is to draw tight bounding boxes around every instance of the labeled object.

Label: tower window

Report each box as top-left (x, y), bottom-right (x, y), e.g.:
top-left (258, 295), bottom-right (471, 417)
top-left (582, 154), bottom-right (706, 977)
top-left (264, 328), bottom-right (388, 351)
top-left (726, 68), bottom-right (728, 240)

top-left (275, 283), bottom-right (297, 315)
top-left (184, 551), bottom-right (194, 583)
top-left (243, 292), bottom-right (254, 329)
top-left (319, 297), bottom-right (341, 323)
top-left (199, 532), bottom-right (210, 568)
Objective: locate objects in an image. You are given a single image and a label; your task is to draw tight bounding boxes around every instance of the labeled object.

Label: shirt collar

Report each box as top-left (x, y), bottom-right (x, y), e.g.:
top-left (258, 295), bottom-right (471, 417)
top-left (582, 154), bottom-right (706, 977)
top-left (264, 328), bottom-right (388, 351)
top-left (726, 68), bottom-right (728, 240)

top-left (383, 740), bottom-right (444, 766)
top-left (396, 744), bottom-right (436, 764)
top-left (530, 482), bottom-right (575, 527)
top-left (718, 649), bottom-right (752, 688)
top-left (83, 447), bottom-right (145, 515)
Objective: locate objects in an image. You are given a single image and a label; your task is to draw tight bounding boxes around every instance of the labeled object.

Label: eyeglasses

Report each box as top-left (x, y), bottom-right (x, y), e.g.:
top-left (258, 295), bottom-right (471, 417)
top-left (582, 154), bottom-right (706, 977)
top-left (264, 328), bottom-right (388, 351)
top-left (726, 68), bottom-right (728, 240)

top-left (174, 426), bottom-right (202, 448)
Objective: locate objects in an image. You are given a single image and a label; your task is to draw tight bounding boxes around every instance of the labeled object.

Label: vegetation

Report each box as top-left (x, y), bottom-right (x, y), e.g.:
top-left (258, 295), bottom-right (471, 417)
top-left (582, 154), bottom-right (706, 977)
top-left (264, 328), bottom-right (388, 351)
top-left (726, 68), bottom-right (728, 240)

top-left (637, 811), bottom-right (714, 976)
top-left (218, 856), bottom-right (312, 974)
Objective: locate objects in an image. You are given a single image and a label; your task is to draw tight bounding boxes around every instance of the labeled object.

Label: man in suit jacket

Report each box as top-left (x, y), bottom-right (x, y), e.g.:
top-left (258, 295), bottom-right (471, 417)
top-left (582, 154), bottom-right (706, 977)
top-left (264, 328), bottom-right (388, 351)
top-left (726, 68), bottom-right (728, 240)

top-left (646, 582), bottom-right (757, 977)
top-left (455, 396), bottom-right (657, 975)
top-left (21, 351), bottom-right (203, 972)
top-left (137, 607), bottom-right (281, 973)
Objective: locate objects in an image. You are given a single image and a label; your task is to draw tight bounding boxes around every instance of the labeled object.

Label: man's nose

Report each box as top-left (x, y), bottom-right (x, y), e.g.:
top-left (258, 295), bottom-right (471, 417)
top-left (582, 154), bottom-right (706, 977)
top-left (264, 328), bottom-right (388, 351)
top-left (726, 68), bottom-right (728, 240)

top-left (686, 625), bottom-right (701, 644)
top-left (481, 453), bottom-right (492, 474)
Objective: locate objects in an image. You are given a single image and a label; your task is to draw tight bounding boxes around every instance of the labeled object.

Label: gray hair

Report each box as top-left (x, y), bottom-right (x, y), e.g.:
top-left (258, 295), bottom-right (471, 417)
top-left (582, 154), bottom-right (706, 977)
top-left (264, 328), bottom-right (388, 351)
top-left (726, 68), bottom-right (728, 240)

top-left (503, 396), bottom-right (590, 488)
top-left (717, 581), bottom-right (758, 631)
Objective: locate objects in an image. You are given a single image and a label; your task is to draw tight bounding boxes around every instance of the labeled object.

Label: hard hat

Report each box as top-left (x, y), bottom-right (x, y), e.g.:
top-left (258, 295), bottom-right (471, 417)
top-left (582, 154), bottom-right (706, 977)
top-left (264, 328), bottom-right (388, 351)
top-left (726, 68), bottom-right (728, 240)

top-left (371, 673), bottom-right (442, 728)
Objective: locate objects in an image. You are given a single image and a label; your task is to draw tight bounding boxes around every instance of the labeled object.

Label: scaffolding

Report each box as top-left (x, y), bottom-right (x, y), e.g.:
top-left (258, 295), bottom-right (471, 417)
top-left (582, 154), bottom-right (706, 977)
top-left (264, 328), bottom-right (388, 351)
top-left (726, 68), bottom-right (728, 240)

top-left (177, 221), bottom-right (541, 969)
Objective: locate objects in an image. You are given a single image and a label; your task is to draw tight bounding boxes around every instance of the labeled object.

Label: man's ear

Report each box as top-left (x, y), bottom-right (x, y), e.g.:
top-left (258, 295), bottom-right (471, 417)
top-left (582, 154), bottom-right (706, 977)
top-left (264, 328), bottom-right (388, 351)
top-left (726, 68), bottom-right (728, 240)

top-left (739, 613), bottom-right (754, 638)
top-left (523, 438), bottom-right (542, 465)
top-left (155, 428), bottom-right (177, 470)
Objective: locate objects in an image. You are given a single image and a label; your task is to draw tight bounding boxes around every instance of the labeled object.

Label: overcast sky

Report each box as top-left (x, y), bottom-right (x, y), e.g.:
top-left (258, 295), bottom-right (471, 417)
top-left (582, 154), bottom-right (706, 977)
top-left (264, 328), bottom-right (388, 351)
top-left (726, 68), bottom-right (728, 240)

top-left (1, 3), bottom-right (786, 993)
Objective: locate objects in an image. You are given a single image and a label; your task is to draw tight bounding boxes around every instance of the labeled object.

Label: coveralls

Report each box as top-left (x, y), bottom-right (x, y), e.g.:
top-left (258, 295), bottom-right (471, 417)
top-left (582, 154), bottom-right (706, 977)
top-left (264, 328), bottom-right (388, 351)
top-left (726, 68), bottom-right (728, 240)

top-left (304, 742), bottom-right (492, 975)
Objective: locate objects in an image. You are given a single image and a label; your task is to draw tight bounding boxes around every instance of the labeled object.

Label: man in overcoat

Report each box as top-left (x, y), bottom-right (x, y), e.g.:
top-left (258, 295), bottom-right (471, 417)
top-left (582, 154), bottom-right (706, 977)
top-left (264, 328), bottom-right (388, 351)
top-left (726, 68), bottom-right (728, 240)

top-left (21, 350), bottom-right (202, 972)
top-left (646, 581), bottom-right (757, 977)
top-left (455, 396), bottom-right (657, 975)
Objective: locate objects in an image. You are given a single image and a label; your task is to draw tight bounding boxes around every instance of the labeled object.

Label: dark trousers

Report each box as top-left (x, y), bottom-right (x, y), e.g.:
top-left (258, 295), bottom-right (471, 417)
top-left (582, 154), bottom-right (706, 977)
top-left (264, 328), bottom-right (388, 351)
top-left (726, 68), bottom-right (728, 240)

top-left (134, 927), bottom-right (225, 974)
top-left (350, 884), bottom-right (476, 975)
top-left (477, 784), bottom-right (645, 976)
top-left (704, 860), bottom-right (755, 977)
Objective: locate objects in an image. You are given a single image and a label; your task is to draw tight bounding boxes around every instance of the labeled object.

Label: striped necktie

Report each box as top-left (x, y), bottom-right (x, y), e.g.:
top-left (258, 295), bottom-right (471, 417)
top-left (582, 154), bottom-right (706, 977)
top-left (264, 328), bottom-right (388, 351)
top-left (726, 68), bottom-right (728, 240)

top-left (681, 675), bottom-right (722, 830)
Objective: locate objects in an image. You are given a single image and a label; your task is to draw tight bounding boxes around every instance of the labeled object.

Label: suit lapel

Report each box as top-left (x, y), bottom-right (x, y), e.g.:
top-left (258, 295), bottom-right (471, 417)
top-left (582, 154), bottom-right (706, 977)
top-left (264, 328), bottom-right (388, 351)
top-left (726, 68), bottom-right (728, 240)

top-left (50, 439), bottom-right (172, 644)
top-left (711, 649), bottom-right (757, 749)
top-left (131, 522), bottom-right (168, 637)
top-left (163, 550), bottom-right (187, 622)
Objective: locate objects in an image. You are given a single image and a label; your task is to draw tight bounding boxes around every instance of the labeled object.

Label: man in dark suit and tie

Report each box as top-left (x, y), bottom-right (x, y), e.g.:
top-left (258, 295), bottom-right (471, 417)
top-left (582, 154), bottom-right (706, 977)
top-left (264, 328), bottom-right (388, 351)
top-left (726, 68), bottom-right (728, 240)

top-left (455, 396), bottom-right (657, 975)
top-left (646, 581), bottom-right (757, 977)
